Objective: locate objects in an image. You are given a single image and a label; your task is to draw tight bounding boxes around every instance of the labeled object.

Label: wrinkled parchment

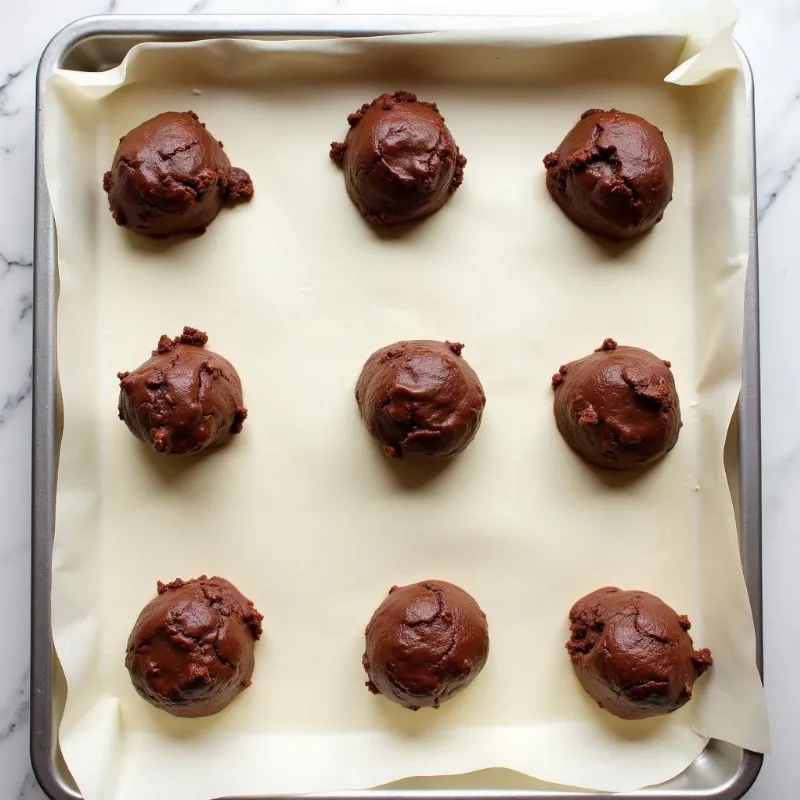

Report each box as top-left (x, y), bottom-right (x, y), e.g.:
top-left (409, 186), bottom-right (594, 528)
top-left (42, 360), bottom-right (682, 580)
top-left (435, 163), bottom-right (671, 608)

top-left (45, 7), bottom-right (768, 800)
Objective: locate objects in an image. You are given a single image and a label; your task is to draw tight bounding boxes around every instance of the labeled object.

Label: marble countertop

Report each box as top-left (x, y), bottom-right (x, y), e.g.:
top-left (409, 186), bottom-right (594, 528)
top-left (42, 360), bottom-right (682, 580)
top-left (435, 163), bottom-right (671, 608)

top-left (1, 0), bottom-right (796, 797)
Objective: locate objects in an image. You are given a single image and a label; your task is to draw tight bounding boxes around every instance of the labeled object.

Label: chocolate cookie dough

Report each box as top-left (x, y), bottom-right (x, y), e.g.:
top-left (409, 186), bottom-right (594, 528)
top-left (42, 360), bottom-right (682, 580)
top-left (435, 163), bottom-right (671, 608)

top-left (103, 110), bottom-right (253, 237)
top-left (567, 587), bottom-right (712, 720)
top-left (363, 581), bottom-right (489, 710)
top-left (356, 340), bottom-right (485, 459)
top-left (118, 327), bottom-right (247, 456)
top-left (552, 338), bottom-right (681, 470)
top-left (543, 108), bottom-right (673, 240)
top-left (125, 576), bottom-right (263, 718)
top-left (329, 91), bottom-right (466, 225)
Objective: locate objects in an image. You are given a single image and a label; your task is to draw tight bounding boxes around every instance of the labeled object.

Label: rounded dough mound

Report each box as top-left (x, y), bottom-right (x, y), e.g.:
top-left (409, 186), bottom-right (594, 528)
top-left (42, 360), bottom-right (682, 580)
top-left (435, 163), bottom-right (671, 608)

top-left (567, 586), bottom-right (712, 720)
top-left (125, 576), bottom-right (263, 718)
top-left (543, 108), bottom-right (673, 240)
top-left (363, 580), bottom-right (490, 710)
top-left (330, 91), bottom-right (466, 225)
top-left (551, 338), bottom-right (681, 470)
top-left (355, 339), bottom-right (486, 459)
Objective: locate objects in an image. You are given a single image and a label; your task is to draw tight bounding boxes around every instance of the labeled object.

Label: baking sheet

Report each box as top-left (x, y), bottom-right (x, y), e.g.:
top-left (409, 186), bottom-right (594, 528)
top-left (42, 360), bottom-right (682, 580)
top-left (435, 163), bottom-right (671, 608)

top-left (44, 9), bottom-right (769, 800)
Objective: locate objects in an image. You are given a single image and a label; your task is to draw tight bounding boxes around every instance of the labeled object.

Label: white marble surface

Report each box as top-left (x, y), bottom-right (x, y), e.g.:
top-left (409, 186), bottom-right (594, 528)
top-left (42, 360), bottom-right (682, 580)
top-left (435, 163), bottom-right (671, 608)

top-left (0, 0), bottom-right (796, 797)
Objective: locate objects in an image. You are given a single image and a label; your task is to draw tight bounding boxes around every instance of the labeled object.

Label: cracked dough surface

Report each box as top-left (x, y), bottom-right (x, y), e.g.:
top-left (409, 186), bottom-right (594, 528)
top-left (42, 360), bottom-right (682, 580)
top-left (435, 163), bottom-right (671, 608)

top-left (355, 339), bottom-right (486, 459)
top-left (362, 580), bottom-right (489, 710)
top-left (543, 107), bottom-right (673, 240)
top-left (117, 326), bottom-right (247, 456)
top-left (567, 587), bottom-right (712, 721)
top-left (551, 338), bottom-right (681, 470)
top-left (329, 91), bottom-right (465, 225)
top-left (103, 110), bottom-right (253, 237)
top-left (125, 575), bottom-right (263, 718)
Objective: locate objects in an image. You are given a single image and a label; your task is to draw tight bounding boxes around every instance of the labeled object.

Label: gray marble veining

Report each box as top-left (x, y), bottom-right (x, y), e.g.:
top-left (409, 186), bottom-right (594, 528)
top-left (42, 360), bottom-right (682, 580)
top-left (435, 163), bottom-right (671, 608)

top-left (0, 1), bottom-right (796, 797)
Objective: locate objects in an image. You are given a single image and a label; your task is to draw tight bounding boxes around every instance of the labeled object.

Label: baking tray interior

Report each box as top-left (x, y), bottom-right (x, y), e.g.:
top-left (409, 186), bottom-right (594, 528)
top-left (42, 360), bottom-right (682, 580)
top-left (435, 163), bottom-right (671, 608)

top-left (32, 16), bottom-right (763, 800)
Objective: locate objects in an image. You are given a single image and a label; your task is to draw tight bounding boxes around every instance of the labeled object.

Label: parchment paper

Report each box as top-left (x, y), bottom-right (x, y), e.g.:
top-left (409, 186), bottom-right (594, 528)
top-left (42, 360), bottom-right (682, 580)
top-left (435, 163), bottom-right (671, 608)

top-left (45, 7), bottom-right (769, 800)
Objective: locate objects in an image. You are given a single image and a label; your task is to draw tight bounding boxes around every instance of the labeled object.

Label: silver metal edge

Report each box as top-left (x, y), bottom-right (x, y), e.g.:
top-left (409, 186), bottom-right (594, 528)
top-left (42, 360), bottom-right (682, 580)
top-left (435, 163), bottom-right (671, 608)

top-left (31, 19), bottom-right (73, 800)
top-left (30, 15), bottom-right (764, 800)
top-left (728, 40), bottom-right (765, 800)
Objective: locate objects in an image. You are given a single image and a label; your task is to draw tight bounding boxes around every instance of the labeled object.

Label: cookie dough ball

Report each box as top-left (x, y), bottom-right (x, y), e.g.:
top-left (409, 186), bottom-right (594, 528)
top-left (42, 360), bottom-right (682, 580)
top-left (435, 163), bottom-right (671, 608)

top-left (125, 576), bottom-right (263, 718)
top-left (103, 110), bottom-right (253, 237)
top-left (551, 338), bottom-right (680, 470)
top-left (363, 581), bottom-right (489, 710)
top-left (543, 108), bottom-right (673, 240)
top-left (356, 340), bottom-right (485, 459)
top-left (567, 587), bottom-right (712, 720)
top-left (329, 91), bottom-right (466, 225)
top-left (118, 327), bottom-right (247, 456)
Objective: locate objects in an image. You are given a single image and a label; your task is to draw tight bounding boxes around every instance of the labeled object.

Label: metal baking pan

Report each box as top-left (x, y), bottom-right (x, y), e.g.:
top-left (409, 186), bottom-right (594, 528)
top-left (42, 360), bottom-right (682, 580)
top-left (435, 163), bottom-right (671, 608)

top-left (31, 14), bottom-right (763, 800)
